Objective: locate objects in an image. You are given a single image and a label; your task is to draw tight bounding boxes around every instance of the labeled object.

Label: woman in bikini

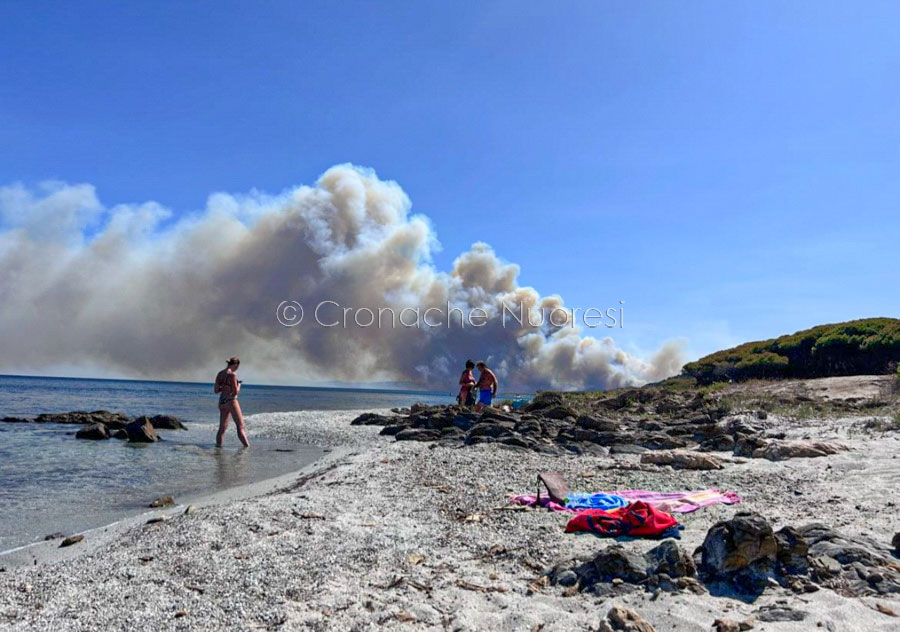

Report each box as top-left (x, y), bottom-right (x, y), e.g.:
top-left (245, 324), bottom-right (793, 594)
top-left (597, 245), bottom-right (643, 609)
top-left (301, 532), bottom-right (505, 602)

top-left (214, 356), bottom-right (250, 447)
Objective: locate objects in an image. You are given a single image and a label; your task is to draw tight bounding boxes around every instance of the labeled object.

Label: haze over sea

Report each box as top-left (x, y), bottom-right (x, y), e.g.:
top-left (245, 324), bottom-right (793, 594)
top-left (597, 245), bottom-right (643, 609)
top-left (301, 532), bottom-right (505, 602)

top-left (0, 375), bottom-right (456, 551)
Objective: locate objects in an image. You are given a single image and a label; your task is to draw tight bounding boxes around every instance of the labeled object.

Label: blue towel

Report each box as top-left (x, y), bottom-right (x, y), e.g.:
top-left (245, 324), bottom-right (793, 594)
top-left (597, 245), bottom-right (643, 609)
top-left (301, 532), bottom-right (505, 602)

top-left (564, 492), bottom-right (628, 511)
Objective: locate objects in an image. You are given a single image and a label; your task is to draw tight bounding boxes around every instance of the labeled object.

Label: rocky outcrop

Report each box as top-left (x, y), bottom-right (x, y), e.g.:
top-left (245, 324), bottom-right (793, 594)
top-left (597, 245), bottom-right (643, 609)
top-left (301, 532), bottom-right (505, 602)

top-left (125, 418), bottom-right (159, 443)
top-left (751, 440), bottom-right (846, 461)
top-left (549, 540), bottom-right (698, 596)
top-left (640, 450), bottom-right (723, 470)
top-left (34, 410), bottom-right (130, 428)
top-left (696, 512), bottom-right (900, 598)
top-left (697, 511), bottom-right (778, 595)
top-left (1, 410), bottom-right (187, 438)
top-left (350, 392), bottom-right (740, 456)
top-left (75, 423), bottom-right (110, 440)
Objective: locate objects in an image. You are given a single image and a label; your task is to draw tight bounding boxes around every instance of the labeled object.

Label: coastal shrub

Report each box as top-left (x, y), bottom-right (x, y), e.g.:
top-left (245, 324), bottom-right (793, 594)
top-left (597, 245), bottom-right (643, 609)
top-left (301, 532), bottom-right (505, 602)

top-left (683, 318), bottom-right (900, 384)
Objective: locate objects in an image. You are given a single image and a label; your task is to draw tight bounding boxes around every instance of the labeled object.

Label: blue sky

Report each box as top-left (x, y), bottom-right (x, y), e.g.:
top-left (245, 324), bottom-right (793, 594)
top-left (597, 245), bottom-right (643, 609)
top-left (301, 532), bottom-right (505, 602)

top-left (2, 1), bottom-right (898, 363)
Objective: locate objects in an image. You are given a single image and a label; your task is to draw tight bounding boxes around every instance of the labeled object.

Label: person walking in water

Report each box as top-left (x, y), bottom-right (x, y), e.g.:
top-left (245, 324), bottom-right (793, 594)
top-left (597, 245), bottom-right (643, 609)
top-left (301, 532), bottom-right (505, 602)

top-left (214, 356), bottom-right (250, 447)
top-left (457, 359), bottom-right (477, 408)
top-left (474, 361), bottom-right (498, 412)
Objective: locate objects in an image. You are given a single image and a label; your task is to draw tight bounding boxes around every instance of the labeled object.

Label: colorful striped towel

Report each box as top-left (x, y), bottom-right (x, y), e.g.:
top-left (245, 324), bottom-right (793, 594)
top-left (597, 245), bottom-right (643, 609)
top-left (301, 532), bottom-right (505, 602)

top-left (610, 489), bottom-right (742, 514)
top-left (510, 488), bottom-right (741, 514)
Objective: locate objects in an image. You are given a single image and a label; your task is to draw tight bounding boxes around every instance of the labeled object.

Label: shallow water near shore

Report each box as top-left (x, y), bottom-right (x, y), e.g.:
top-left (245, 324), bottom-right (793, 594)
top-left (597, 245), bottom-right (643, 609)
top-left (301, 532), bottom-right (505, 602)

top-left (0, 375), bottom-right (454, 551)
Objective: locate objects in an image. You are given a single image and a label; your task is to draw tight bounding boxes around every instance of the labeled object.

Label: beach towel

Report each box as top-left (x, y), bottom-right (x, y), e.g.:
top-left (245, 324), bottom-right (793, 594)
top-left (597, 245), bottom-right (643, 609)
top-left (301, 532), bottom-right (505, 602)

top-left (564, 492), bottom-right (628, 511)
top-left (509, 488), bottom-right (741, 515)
top-left (611, 489), bottom-right (742, 514)
top-left (564, 501), bottom-right (680, 539)
top-left (509, 494), bottom-right (573, 512)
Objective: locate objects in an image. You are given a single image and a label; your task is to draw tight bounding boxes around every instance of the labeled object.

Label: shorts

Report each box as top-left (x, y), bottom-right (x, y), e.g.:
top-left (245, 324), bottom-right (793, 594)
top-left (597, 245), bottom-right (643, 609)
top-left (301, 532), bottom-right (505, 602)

top-left (478, 389), bottom-right (493, 406)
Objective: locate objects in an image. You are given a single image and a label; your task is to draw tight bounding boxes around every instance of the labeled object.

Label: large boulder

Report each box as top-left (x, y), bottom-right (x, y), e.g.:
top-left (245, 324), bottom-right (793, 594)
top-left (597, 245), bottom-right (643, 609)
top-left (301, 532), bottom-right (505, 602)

top-left (645, 540), bottom-right (697, 579)
top-left (34, 410), bottom-right (130, 427)
top-left (350, 412), bottom-right (394, 426)
top-left (641, 450), bottom-right (723, 470)
top-left (394, 428), bottom-right (440, 441)
top-left (75, 423), bottom-right (109, 440)
top-left (146, 414), bottom-right (187, 430)
top-left (124, 418), bottom-right (159, 443)
top-left (697, 511), bottom-right (778, 594)
top-left (751, 440), bottom-right (846, 461)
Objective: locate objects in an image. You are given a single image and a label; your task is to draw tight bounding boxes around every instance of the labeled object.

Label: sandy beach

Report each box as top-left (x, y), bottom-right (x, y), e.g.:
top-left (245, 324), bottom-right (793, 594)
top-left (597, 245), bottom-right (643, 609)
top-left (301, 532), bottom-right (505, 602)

top-left (1, 378), bottom-right (899, 631)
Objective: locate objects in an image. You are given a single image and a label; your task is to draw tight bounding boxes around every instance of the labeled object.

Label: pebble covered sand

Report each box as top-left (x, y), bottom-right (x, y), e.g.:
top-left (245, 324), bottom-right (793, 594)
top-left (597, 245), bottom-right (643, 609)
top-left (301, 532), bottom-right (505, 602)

top-left (1, 401), bottom-right (899, 631)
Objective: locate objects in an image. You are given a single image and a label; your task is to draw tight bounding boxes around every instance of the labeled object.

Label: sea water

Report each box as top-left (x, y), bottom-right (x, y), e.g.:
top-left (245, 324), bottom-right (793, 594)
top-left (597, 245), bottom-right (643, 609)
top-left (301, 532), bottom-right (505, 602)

top-left (0, 375), bottom-right (454, 551)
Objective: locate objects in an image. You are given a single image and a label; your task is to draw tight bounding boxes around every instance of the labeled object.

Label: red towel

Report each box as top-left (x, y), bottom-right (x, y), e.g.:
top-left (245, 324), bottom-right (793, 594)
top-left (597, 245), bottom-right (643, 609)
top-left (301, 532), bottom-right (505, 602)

top-left (564, 501), bottom-right (678, 538)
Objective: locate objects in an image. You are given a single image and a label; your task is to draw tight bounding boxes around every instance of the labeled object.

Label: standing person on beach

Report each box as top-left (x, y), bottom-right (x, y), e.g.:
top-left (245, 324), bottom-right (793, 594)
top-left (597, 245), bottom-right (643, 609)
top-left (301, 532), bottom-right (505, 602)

top-left (457, 360), bottom-right (477, 407)
top-left (474, 361), bottom-right (498, 412)
top-left (214, 357), bottom-right (250, 448)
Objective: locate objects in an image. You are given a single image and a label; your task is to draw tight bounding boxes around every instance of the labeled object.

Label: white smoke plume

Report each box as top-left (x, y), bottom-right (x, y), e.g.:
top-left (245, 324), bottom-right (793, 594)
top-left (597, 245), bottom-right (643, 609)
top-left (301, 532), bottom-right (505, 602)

top-left (0, 165), bottom-right (684, 390)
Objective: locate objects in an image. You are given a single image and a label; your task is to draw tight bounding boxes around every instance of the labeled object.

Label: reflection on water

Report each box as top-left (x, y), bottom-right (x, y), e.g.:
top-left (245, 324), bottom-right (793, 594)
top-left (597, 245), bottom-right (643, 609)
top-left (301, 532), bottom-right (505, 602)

top-left (214, 446), bottom-right (250, 488)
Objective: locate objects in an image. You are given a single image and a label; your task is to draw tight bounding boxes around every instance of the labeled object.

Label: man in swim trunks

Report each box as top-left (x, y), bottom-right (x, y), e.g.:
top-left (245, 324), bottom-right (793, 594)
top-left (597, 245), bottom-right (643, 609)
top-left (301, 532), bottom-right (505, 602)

top-left (474, 361), bottom-right (498, 412)
top-left (214, 356), bottom-right (250, 447)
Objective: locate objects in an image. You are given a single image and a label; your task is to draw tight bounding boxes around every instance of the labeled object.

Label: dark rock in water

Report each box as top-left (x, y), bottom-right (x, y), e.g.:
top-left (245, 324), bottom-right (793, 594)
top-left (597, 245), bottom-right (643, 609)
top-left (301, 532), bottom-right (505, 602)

top-left (125, 418), bottom-right (159, 443)
top-left (754, 605), bottom-right (807, 622)
top-left (1, 416), bottom-right (31, 423)
top-left (395, 428), bottom-right (441, 441)
top-left (35, 410), bottom-right (130, 427)
top-left (75, 422), bottom-right (110, 440)
top-left (893, 532), bottom-right (900, 553)
top-left (149, 495), bottom-right (175, 508)
top-left (60, 534), bottom-right (84, 547)
top-left (111, 429), bottom-right (128, 440)
top-left (146, 414), bottom-right (187, 430)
